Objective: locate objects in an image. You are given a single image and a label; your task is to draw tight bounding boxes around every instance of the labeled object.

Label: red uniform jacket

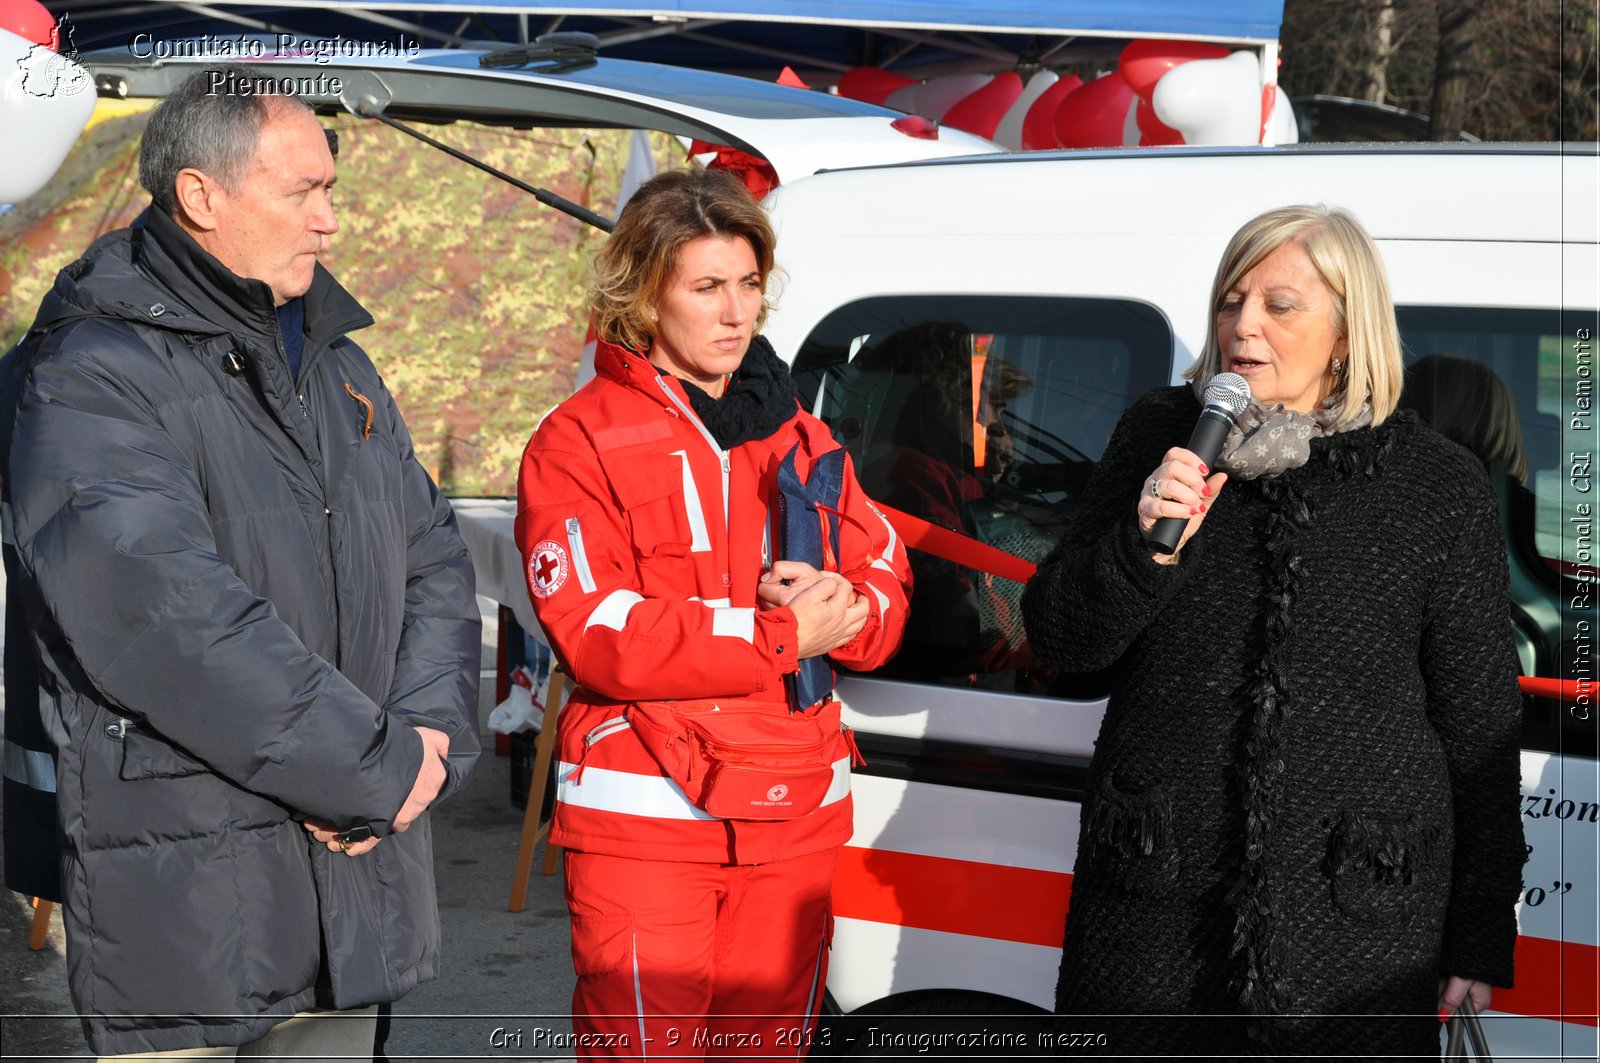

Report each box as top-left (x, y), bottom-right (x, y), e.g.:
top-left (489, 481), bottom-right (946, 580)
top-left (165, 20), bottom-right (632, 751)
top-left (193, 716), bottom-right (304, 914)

top-left (517, 340), bottom-right (911, 864)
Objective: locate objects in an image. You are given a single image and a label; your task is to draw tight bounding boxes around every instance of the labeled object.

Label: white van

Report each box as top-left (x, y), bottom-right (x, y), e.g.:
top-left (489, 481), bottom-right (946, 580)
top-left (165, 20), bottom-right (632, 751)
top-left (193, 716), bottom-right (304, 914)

top-left (756, 143), bottom-right (1598, 1060)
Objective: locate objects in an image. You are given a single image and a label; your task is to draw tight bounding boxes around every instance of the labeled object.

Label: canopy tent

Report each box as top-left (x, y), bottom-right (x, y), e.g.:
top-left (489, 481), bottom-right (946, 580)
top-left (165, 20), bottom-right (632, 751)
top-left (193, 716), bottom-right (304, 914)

top-left (46, 1), bottom-right (1283, 83)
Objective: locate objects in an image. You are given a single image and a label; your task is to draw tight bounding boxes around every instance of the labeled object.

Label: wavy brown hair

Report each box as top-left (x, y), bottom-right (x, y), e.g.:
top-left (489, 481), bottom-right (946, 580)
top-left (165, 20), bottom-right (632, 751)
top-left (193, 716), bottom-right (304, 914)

top-left (590, 168), bottom-right (778, 353)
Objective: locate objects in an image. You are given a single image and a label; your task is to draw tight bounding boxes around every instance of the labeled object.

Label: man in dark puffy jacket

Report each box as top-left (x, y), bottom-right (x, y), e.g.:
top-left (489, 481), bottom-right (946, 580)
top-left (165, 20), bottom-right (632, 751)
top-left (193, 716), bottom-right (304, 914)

top-left (5, 67), bottom-right (481, 1059)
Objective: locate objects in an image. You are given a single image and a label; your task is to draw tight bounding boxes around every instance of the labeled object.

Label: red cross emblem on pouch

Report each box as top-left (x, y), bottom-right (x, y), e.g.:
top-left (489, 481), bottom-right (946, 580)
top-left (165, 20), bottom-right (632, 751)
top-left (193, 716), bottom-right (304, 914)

top-left (529, 540), bottom-right (570, 599)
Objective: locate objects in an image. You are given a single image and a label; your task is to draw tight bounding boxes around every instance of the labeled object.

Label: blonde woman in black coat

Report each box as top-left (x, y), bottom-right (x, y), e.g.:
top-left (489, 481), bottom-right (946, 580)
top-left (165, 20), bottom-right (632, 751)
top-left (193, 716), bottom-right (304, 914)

top-left (1022, 205), bottom-right (1525, 1057)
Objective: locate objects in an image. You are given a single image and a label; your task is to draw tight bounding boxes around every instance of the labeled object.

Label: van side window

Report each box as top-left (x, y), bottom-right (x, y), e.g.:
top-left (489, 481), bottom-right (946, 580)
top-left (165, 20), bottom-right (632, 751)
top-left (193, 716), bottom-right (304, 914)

top-left (791, 296), bottom-right (1171, 693)
top-left (1395, 306), bottom-right (1598, 759)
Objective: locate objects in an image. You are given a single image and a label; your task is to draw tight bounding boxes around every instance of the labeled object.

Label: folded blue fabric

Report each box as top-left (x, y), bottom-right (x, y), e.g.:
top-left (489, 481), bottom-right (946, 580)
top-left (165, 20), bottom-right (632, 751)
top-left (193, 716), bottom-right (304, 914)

top-left (777, 444), bottom-right (846, 711)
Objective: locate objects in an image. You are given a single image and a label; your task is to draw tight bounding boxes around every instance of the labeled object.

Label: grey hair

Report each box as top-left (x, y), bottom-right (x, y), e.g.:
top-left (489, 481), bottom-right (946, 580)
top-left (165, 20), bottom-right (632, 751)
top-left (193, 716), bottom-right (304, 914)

top-left (138, 67), bottom-right (311, 216)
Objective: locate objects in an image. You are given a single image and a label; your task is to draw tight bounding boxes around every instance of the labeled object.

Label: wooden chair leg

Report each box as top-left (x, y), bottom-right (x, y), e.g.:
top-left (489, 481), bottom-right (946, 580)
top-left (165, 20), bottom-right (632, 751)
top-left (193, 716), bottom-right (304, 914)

top-left (541, 831), bottom-right (562, 876)
top-left (28, 898), bottom-right (53, 951)
top-left (509, 668), bottom-right (564, 912)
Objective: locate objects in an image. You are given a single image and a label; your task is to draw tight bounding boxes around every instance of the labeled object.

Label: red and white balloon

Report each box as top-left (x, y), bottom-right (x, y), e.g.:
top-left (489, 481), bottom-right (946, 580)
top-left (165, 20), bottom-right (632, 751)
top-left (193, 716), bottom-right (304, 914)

top-left (835, 38), bottom-right (1278, 152)
top-left (1, 14), bottom-right (96, 203)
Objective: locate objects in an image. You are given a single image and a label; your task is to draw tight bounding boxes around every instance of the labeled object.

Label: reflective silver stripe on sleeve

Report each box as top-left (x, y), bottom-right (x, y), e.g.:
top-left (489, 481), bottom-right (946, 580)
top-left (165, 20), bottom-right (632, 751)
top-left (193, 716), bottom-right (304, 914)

top-left (671, 449), bottom-right (712, 553)
top-left (566, 516), bottom-right (597, 593)
top-left (584, 589), bottom-right (645, 632)
top-left (863, 579), bottom-right (892, 615)
top-left (4, 741), bottom-right (57, 794)
top-left (710, 605), bottom-right (755, 643)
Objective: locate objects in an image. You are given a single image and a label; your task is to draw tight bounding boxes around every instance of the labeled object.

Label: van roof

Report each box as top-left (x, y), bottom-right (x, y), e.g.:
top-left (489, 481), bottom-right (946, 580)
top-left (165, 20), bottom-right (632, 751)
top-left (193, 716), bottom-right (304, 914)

top-left (810, 140), bottom-right (1588, 177)
top-left (763, 143), bottom-right (1597, 248)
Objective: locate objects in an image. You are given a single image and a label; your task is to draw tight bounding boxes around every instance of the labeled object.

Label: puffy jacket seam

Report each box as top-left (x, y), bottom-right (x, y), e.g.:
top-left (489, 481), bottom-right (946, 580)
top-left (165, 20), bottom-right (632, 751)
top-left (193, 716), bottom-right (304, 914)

top-left (77, 819), bottom-right (289, 853)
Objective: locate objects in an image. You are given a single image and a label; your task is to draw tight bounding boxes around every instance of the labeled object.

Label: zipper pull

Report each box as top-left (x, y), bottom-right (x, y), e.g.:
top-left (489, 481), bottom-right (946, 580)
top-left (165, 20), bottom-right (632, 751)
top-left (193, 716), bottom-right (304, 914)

top-left (843, 724), bottom-right (866, 768)
top-left (572, 737), bottom-right (596, 785)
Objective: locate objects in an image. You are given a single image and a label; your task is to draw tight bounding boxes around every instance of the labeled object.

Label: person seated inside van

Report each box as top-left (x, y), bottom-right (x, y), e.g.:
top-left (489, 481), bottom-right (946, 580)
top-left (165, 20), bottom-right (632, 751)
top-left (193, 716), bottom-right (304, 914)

top-left (848, 321), bottom-right (1047, 678)
top-left (1399, 352), bottom-right (1532, 507)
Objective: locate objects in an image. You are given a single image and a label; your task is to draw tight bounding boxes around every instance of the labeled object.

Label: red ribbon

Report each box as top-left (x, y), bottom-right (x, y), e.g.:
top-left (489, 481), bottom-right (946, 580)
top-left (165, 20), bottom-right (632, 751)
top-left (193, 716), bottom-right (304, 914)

top-left (873, 503), bottom-right (1581, 703)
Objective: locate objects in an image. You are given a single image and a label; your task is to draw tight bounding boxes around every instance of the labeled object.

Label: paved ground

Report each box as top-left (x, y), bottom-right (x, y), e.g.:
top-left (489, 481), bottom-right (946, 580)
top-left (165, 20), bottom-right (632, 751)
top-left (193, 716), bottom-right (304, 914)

top-left (0, 591), bottom-right (583, 1062)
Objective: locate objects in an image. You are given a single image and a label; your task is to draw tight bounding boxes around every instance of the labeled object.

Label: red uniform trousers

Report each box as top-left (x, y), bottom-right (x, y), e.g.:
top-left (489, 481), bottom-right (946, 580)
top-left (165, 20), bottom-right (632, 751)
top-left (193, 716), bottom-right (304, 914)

top-left (564, 847), bottom-right (837, 1060)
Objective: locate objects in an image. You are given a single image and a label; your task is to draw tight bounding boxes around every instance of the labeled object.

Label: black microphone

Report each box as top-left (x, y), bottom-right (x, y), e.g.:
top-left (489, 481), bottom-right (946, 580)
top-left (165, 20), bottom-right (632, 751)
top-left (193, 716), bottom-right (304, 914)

top-left (1147, 372), bottom-right (1251, 555)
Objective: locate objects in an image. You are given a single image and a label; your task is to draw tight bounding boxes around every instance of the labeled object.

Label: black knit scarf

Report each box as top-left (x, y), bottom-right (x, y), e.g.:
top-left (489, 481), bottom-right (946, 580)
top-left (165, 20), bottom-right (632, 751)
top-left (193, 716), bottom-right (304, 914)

top-left (666, 335), bottom-right (800, 449)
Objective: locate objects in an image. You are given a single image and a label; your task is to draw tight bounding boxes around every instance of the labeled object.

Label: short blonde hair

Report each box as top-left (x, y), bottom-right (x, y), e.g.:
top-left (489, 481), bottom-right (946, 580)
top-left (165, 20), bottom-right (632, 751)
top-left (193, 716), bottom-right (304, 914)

top-left (590, 168), bottom-right (778, 353)
top-left (1186, 205), bottom-right (1403, 428)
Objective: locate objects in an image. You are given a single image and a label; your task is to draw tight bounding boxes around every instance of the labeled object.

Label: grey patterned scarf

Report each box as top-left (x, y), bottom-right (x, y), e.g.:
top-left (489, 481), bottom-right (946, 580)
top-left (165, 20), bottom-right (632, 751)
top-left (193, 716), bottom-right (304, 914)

top-left (1212, 393), bottom-right (1373, 480)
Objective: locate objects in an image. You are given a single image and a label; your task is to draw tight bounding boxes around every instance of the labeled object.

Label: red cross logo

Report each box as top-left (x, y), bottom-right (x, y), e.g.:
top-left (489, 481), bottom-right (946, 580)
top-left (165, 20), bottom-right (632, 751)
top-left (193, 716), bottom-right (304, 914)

top-left (536, 553), bottom-right (560, 584)
top-left (528, 540), bottom-right (569, 599)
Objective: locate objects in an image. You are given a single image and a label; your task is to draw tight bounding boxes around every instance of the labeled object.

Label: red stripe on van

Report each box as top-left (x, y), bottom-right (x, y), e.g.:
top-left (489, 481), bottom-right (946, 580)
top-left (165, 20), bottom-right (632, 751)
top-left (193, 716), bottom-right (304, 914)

top-left (1492, 935), bottom-right (1600, 1027)
top-left (836, 847), bottom-right (1598, 1028)
top-left (833, 845), bottom-right (1071, 947)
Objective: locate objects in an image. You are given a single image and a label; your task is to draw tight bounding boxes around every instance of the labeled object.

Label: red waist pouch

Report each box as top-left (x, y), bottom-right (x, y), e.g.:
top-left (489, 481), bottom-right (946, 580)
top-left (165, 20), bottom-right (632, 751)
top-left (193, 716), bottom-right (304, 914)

top-left (626, 698), bottom-right (852, 820)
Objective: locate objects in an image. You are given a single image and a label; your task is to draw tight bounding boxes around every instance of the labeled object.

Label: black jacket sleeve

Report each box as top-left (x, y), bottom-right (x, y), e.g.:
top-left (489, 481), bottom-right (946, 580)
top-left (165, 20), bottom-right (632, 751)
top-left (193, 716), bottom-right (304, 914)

top-left (375, 382), bottom-right (481, 803)
top-left (1422, 495), bottom-right (1527, 986)
top-left (1022, 388), bottom-right (1209, 672)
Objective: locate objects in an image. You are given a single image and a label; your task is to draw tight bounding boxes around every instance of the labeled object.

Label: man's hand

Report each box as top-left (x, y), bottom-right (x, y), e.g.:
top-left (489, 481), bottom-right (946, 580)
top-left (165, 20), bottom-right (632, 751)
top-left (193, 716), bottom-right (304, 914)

top-left (298, 818), bottom-right (380, 857)
top-left (394, 726), bottom-right (450, 833)
top-left (295, 726), bottom-right (449, 851)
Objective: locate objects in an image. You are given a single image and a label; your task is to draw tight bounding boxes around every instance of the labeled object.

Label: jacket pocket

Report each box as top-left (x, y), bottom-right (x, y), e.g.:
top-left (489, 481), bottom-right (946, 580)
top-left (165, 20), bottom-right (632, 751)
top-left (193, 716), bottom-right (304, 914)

top-left (601, 450), bottom-right (702, 560)
top-left (569, 913), bottom-right (635, 977)
top-left (1080, 770), bottom-right (1178, 894)
top-left (1322, 810), bottom-right (1440, 923)
top-left (114, 720), bottom-right (211, 781)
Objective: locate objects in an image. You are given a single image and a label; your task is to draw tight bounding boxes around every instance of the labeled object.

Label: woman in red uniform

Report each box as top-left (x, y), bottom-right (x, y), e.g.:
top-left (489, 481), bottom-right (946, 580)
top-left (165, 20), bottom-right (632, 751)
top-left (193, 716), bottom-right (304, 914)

top-left (517, 168), bottom-right (910, 1058)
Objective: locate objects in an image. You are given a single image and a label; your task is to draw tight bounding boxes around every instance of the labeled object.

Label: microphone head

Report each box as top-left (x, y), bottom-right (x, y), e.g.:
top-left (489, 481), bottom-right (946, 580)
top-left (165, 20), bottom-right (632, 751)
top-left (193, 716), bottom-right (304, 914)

top-left (1204, 372), bottom-right (1252, 418)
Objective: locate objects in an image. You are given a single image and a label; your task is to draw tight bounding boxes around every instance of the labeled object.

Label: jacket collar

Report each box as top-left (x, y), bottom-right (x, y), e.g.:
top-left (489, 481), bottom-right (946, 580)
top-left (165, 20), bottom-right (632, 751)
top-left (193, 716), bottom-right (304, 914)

top-left (131, 206), bottom-right (373, 354)
top-left (594, 337), bottom-right (689, 410)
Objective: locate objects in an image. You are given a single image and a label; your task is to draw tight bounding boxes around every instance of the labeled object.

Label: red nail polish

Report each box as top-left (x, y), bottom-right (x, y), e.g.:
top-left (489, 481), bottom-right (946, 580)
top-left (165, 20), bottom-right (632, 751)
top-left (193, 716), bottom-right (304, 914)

top-left (1190, 507), bottom-right (1198, 516)
top-left (1200, 503), bottom-right (1207, 513)
top-left (1202, 485), bottom-right (1211, 497)
top-left (1437, 1007), bottom-right (1451, 1023)
top-left (1199, 464), bottom-right (1209, 475)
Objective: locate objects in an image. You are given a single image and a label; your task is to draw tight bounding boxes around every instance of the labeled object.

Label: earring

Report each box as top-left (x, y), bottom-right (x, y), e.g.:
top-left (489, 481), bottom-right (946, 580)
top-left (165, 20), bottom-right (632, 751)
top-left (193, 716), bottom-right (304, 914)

top-left (1331, 358), bottom-right (1344, 375)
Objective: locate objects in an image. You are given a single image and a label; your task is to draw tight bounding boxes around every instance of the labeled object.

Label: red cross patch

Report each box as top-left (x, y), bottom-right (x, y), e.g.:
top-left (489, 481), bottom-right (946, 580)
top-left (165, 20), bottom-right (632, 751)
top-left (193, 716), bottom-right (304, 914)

top-left (528, 540), bottom-right (570, 599)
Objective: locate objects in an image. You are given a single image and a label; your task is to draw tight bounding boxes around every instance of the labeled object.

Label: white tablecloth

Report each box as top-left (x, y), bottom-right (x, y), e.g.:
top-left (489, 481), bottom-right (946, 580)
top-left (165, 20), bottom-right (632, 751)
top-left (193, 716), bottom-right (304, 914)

top-left (450, 497), bottom-right (546, 645)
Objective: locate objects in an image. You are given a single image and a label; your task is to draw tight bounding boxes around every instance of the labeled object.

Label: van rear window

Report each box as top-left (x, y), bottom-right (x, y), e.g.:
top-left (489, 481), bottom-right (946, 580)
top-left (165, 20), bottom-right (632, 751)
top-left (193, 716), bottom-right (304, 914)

top-left (791, 295), bottom-right (1171, 693)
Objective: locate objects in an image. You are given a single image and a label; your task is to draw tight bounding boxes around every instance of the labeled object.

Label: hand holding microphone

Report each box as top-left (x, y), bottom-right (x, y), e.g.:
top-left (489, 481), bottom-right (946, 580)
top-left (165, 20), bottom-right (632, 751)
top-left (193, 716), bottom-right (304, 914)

top-left (1141, 373), bottom-right (1251, 559)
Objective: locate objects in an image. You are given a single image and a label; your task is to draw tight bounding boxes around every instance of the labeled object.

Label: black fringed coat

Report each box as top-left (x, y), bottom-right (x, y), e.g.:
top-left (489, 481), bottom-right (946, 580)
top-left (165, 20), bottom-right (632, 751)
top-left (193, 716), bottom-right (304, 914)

top-left (1021, 387), bottom-right (1526, 1058)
